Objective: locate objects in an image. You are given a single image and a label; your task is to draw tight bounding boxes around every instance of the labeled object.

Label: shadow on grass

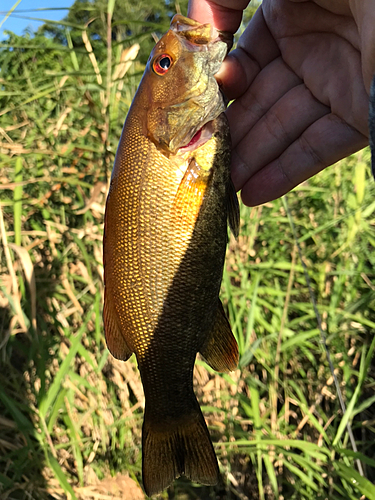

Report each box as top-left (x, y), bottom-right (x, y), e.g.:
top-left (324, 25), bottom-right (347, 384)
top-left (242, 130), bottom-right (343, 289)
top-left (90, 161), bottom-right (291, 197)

top-left (0, 255), bottom-right (65, 500)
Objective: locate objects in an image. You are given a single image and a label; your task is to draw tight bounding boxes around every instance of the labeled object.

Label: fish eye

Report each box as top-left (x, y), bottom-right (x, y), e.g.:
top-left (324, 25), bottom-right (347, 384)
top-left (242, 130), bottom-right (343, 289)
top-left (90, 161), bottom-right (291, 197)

top-left (152, 54), bottom-right (172, 75)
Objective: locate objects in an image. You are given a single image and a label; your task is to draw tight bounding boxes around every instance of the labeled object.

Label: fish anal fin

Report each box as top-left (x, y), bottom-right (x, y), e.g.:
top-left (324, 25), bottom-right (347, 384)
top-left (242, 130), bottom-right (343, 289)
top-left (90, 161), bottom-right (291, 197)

top-left (142, 403), bottom-right (219, 496)
top-left (228, 180), bottom-right (240, 239)
top-left (200, 300), bottom-right (239, 372)
top-left (103, 289), bottom-right (133, 361)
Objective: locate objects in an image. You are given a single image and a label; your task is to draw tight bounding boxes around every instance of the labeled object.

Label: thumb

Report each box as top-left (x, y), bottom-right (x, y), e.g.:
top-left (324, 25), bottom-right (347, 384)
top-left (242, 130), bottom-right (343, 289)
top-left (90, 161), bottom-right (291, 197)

top-left (187, 0), bottom-right (250, 33)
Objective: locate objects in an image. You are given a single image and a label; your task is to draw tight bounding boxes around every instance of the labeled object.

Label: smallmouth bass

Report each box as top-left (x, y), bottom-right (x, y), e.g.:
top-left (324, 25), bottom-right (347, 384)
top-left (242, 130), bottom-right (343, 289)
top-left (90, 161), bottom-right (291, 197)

top-left (103, 14), bottom-right (239, 496)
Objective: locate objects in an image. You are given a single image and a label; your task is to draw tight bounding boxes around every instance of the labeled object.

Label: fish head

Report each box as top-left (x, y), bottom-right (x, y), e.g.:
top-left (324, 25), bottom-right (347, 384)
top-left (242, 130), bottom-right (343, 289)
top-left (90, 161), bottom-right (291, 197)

top-left (143, 14), bottom-right (231, 155)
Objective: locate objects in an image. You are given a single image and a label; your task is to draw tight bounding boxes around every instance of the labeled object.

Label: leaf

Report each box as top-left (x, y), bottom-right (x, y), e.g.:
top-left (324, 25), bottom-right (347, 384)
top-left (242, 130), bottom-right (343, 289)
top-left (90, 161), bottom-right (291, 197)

top-left (8, 243), bottom-right (36, 332)
top-left (0, 206), bottom-right (27, 332)
top-left (354, 161), bottom-right (366, 205)
top-left (0, 390), bottom-right (34, 434)
top-left (335, 463), bottom-right (375, 500)
top-left (65, 29), bottom-right (79, 72)
top-left (337, 449), bottom-right (375, 469)
top-left (250, 384), bottom-right (261, 430)
top-left (39, 322), bottom-right (85, 419)
top-left (362, 199), bottom-right (375, 218)
top-left (333, 342), bottom-right (374, 446)
top-left (13, 151), bottom-right (23, 247)
top-left (283, 460), bottom-right (319, 491)
top-left (107, 0), bottom-right (116, 18)
top-left (263, 454), bottom-right (278, 496)
top-left (48, 453), bottom-right (78, 500)
top-left (47, 388), bottom-right (68, 434)
top-left (0, 0), bottom-right (22, 30)
top-left (7, 14), bottom-right (85, 29)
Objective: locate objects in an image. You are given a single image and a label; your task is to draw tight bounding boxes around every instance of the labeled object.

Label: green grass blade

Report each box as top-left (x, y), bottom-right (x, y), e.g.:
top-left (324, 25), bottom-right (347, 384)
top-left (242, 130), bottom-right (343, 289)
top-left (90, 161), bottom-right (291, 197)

top-left (107, 0), bottom-right (116, 17)
top-left (39, 322), bottom-right (86, 419)
top-left (47, 453), bottom-right (78, 500)
top-left (13, 157), bottom-right (23, 246)
top-left (283, 460), bottom-right (319, 492)
top-left (332, 348), bottom-right (366, 446)
top-left (0, 390), bottom-right (35, 434)
top-left (263, 454), bottom-right (278, 496)
top-left (65, 29), bottom-right (79, 72)
top-left (0, 0), bottom-right (22, 29)
top-left (335, 462), bottom-right (375, 500)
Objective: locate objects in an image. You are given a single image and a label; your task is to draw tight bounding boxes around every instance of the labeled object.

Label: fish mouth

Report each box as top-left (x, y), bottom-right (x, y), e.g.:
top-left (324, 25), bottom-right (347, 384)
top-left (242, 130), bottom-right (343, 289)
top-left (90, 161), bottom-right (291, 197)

top-left (171, 14), bottom-right (233, 53)
top-left (178, 121), bottom-right (215, 152)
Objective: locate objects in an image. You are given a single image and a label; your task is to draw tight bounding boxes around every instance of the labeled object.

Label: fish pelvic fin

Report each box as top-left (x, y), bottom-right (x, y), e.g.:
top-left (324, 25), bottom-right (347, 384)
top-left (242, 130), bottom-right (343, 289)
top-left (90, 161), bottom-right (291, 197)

top-left (103, 288), bottom-right (133, 361)
top-left (199, 300), bottom-right (239, 372)
top-left (142, 404), bottom-right (219, 496)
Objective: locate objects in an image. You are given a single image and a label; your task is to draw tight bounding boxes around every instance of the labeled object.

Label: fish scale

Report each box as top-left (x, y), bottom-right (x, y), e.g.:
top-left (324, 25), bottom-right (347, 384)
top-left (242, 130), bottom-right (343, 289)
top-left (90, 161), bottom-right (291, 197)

top-left (103, 14), bottom-right (240, 496)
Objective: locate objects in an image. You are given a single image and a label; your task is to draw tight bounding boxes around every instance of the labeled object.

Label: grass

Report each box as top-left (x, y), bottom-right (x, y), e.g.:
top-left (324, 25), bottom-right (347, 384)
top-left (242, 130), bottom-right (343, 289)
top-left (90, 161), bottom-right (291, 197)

top-left (0, 2), bottom-right (375, 500)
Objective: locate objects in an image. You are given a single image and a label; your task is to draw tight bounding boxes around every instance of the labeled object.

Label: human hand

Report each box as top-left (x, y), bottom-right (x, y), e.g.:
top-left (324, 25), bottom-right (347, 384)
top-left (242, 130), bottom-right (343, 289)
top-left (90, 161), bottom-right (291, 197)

top-left (188, 0), bottom-right (375, 206)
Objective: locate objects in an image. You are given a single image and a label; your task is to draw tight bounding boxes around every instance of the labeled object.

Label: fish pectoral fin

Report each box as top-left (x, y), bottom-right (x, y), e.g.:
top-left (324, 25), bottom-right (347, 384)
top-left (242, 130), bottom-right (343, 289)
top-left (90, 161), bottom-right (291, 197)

top-left (199, 300), bottom-right (239, 372)
top-left (173, 158), bottom-right (211, 217)
top-left (228, 180), bottom-right (240, 239)
top-left (142, 401), bottom-right (219, 496)
top-left (103, 289), bottom-right (133, 361)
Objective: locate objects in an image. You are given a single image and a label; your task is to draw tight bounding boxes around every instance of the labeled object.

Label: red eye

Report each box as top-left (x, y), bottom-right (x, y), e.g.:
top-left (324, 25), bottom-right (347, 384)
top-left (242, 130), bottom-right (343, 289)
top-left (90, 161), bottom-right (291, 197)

top-left (153, 54), bottom-right (172, 75)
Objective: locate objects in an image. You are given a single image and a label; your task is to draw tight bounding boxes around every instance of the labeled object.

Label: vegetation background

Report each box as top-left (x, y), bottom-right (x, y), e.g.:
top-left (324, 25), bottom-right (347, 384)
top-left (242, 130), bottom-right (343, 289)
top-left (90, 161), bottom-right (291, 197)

top-left (0, 1), bottom-right (374, 499)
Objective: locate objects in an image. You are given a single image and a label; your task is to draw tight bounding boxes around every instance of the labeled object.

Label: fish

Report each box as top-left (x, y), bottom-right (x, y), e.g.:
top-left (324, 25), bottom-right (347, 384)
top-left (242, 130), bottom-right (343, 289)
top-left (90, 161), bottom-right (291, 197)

top-left (103, 14), bottom-right (239, 497)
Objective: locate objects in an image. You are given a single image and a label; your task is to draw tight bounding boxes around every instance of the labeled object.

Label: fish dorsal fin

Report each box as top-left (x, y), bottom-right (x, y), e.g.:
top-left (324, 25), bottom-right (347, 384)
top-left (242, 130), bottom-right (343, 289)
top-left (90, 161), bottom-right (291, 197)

top-left (228, 180), bottom-right (240, 238)
top-left (199, 300), bottom-right (239, 372)
top-left (103, 288), bottom-right (133, 361)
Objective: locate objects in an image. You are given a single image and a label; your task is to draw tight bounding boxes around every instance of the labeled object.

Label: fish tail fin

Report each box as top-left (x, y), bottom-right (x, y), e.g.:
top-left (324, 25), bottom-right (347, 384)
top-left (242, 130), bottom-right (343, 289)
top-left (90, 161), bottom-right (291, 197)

top-left (142, 403), bottom-right (219, 496)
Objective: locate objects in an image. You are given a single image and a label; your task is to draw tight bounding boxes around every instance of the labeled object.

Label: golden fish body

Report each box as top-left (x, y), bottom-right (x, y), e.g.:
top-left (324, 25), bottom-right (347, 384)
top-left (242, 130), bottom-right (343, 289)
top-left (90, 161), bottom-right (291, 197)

top-left (103, 15), bottom-right (239, 496)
